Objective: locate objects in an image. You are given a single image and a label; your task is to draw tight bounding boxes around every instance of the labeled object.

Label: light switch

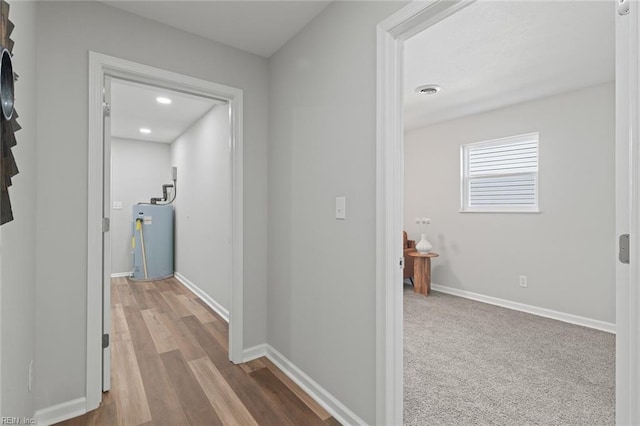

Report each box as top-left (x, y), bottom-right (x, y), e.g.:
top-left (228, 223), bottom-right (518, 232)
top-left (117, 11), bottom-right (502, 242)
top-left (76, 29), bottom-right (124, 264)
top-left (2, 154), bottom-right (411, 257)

top-left (335, 196), bottom-right (346, 220)
top-left (113, 201), bottom-right (123, 210)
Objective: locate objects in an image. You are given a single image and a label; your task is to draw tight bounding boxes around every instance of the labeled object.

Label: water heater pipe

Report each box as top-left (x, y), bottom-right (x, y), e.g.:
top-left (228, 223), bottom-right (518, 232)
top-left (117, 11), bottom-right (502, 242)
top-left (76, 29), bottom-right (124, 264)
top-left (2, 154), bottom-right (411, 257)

top-left (149, 180), bottom-right (177, 205)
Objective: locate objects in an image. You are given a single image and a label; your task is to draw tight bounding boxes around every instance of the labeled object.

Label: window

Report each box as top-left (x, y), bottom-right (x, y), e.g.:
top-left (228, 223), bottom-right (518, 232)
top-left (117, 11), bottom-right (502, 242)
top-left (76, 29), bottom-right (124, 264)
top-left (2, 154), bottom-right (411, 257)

top-left (461, 133), bottom-right (539, 212)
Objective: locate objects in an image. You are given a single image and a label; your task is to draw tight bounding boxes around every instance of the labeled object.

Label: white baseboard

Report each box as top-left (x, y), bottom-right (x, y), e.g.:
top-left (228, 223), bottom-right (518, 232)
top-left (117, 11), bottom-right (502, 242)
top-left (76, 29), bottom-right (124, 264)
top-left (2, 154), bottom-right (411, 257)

top-left (242, 344), bottom-right (268, 362)
top-left (240, 344), bottom-right (366, 425)
top-left (431, 283), bottom-right (616, 334)
top-left (110, 271), bottom-right (131, 278)
top-left (261, 344), bottom-right (366, 426)
top-left (174, 272), bottom-right (229, 322)
top-left (35, 397), bottom-right (86, 426)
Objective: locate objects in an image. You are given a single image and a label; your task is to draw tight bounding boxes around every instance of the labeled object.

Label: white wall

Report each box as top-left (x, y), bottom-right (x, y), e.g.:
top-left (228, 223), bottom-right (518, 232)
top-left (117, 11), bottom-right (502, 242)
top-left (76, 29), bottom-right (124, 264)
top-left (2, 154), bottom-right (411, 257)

top-left (111, 138), bottom-right (172, 275)
top-left (35, 1), bottom-right (268, 410)
top-left (171, 105), bottom-right (231, 311)
top-left (0, 1), bottom-right (37, 418)
top-left (404, 83), bottom-right (615, 323)
top-left (268, 2), bottom-right (404, 423)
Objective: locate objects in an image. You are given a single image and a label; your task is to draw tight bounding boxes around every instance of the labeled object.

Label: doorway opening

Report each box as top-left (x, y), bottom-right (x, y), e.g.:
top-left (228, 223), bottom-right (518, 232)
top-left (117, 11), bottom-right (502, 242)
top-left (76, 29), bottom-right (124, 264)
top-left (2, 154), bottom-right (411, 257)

top-left (86, 52), bottom-right (244, 411)
top-left (106, 75), bottom-right (231, 384)
top-left (401, 2), bottom-right (615, 424)
top-left (376, 2), bottom-right (638, 425)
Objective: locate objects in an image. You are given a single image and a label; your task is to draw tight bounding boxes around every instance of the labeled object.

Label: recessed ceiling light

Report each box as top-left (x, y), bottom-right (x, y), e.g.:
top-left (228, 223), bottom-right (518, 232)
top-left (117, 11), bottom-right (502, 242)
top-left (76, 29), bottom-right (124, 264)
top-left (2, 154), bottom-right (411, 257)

top-left (139, 128), bottom-right (151, 134)
top-left (416, 84), bottom-right (441, 95)
top-left (156, 97), bottom-right (172, 105)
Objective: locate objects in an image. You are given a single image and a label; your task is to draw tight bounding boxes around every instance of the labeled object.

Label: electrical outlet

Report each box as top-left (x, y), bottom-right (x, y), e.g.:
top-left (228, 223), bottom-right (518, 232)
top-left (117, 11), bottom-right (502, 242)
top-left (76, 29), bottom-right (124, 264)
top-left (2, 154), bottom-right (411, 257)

top-left (519, 275), bottom-right (528, 288)
top-left (28, 360), bottom-right (33, 392)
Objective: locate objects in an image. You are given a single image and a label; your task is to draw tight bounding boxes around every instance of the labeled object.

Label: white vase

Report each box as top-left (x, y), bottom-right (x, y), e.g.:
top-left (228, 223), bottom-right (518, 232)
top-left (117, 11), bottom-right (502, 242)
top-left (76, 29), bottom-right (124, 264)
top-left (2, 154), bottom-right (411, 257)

top-left (416, 233), bottom-right (432, 254)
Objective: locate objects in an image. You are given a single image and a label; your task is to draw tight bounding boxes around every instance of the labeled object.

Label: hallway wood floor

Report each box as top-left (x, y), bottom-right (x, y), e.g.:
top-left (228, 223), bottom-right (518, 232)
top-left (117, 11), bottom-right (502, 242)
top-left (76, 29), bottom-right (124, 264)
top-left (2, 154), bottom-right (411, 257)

top-left (56, 277), bottom-right (340, 426)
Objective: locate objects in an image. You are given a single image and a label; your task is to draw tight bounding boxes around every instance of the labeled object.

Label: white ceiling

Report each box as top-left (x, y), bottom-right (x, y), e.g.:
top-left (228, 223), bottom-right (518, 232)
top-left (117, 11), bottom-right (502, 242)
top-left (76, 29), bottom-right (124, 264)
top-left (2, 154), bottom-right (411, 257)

top-left (104, 1), bottom-right (331, 58)
top-left (111, 79), bottom-right (223, 143)
top-left (404, 1), bottom-right (615, 131)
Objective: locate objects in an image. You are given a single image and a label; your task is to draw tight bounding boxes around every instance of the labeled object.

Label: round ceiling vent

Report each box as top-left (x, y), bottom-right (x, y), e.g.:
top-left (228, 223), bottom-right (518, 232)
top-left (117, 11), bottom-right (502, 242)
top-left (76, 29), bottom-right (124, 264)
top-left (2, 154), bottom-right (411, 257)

top-left (416, 84), bottom-right (441, 95)
top-left (1, 49), bottom-right (15, 120)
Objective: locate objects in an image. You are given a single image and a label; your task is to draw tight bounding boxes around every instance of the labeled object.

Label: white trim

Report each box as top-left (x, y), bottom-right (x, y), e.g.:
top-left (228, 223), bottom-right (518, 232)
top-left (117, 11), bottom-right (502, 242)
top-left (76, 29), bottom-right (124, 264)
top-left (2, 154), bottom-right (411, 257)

top-left (265, 345), bottom-right (367, 426)
top-left (375, 18), bottom-right (404, 426)
top-left (228, 75), bottom-right (245, 369)
top-left (242, 343), bottom-right (268, 362)
top-left (616, 4), bottom-right (640, 423)
top-left (87, 51), bottom-right (244, 412)
top-left (376, 2), bottom-right (474, 424)
top-left (102, 75), bottom-right (113, 392)
top-left (239, 344), bottom-right (367, 425)
top-left (382, 0), bottom-right (476, 41)
top-left (458, 208), bottom-right (541, 213)
top-left (110, 272), bottom-right (131, 278)
top-left (35, 397), bottom-right (86, 426)
top-left (431, 283), bottom-right (616, 334)
top-left (174, 272), bottom-right (229, 322)
top-left (87, 52), bottom-right (102, 412)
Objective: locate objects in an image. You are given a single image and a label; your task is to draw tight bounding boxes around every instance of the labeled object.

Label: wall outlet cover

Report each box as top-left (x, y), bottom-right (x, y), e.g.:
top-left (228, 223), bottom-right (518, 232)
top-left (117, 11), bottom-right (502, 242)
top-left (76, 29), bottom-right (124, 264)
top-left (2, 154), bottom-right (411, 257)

top-left (519, 275), bottom-right (528, 288)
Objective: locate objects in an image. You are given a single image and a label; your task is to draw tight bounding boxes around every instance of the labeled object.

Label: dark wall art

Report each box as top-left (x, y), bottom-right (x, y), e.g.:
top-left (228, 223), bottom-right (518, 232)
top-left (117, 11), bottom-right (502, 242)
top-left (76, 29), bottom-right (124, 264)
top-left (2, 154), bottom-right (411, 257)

top-left (0, 0), bottom-right (18, 226)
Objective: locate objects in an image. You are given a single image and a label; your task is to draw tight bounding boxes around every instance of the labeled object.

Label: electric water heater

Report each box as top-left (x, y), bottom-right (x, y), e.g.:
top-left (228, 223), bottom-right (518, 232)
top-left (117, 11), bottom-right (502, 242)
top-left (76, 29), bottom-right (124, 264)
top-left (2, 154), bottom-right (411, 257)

top-left (131, 204), bottom-right (174, 281)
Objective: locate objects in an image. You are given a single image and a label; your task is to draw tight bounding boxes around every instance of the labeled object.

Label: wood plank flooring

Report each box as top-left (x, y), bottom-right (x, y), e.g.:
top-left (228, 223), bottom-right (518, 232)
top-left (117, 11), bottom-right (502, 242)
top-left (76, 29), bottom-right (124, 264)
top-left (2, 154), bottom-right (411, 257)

top-left (55, 277), bottom-right (338, 426)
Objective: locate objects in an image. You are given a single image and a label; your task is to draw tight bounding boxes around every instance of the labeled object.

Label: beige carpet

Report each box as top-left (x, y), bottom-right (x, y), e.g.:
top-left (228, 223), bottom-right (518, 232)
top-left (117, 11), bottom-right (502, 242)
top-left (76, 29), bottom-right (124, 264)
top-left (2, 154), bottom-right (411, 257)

top-left (403, 286), bottom-right (615, 425)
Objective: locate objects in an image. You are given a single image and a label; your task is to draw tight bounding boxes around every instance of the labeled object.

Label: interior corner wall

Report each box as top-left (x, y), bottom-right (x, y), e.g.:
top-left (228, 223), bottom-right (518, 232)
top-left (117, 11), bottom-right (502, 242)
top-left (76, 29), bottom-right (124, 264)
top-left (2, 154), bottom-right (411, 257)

top-left (35, 1), bottom-right (268, 410)
top-left (267, 2), bottom-right (406, 424)
top-left (404, 82), bottom-right (615, 323)
top-left (111, 138), bottom-right (172, 275)
top-left (171, 105), bottom-right (231, 311)
top-left (0, 0), bottom-right (38, 418)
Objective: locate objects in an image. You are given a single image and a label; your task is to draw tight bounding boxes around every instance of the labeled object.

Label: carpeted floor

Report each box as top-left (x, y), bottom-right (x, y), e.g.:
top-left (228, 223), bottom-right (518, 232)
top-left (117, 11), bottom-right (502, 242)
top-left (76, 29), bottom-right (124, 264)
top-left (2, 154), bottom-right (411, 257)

top-left (403, 286), bottom-right (615, 426)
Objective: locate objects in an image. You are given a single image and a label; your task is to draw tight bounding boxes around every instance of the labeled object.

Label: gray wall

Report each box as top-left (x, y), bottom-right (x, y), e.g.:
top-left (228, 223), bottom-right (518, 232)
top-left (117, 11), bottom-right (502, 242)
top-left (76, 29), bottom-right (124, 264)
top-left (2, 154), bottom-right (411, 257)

top-left (404, 83), bottom-right (616, 323)
top-left (171, 105), bottom-right (232, 311)
top-left (268, 2), bottom-right (404, 423)
top-left (110, 138), bottom-right (172, 275)
top-left (35, 1), bottom-right (268, 410)
top-left (1, 1), bottom-right (37, 418)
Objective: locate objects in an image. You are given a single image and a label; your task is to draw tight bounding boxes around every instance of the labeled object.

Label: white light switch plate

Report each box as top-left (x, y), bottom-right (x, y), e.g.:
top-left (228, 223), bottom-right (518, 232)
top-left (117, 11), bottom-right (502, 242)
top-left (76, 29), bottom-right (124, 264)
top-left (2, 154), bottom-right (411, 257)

top-left (335, 196), bottom-right (346, 220)
top-left (113, 201), bottom-right (123, 210)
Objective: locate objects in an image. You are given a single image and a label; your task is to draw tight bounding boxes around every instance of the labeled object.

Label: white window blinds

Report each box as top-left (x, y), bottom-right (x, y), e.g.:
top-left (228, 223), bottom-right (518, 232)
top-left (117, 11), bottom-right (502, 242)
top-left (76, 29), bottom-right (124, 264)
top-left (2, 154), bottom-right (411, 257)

top-left (461, 133), bottom-right (539, 212)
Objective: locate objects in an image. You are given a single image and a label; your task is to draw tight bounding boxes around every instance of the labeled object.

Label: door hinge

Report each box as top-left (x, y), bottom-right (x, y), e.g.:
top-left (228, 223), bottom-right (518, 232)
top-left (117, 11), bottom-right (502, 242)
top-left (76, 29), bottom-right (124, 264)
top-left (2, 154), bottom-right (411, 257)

top-left (102, 217), bottom-right (110, 232)
top-left (399, 257), bottom-right (405, 269)
top-left (102, 333), bottom-right (110, 349)
top-left (619, 234), bottom-right (630, 264)
top-left (103, 101), bottom-right (111, 117)
top-left (618, 0), bottom-right (630, 16)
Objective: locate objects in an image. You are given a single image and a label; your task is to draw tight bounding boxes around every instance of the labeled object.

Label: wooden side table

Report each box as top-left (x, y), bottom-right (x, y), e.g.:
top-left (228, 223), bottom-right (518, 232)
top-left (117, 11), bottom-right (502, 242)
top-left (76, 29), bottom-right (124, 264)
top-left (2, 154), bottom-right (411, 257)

top-left (407, 252), bottom-right (439, 296)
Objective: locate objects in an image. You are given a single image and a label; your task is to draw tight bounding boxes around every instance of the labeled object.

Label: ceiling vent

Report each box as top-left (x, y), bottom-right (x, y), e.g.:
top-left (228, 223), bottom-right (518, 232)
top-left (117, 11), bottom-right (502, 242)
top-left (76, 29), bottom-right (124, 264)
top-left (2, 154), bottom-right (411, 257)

top-left (416, 84), bottom-right (441, 95)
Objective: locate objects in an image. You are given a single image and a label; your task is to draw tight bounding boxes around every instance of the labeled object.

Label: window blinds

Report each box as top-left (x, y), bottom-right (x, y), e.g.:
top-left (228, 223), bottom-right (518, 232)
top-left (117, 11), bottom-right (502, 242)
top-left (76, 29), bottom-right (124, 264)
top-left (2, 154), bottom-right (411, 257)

top-left (462, 134), bottom-right (538, 211)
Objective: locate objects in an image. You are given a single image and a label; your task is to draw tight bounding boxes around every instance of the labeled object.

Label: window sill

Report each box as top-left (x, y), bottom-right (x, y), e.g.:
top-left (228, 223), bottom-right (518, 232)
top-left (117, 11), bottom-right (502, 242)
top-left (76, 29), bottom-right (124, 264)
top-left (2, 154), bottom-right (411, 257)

top-left (459, 208), bottom-right (541, 214)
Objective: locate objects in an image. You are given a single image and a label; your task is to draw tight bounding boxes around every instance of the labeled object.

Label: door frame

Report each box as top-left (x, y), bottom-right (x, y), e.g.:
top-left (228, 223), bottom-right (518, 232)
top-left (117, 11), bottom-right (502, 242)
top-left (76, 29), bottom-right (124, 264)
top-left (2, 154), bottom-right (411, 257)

top-left (615, 2), bottom-right (640, 422)
top-left (375, 1), bottom-right (639, 425)
top-left (101, 75), bottom-right (112, 393)
top-left (86, 52), bottom-right (244, 411)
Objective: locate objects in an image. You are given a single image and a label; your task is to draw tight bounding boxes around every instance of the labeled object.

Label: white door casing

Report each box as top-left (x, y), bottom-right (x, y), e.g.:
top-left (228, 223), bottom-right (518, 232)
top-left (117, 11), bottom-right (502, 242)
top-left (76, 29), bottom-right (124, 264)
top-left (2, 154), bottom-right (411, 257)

top-left (376, 1), bottom-right (638, 425)
top-left (376, 3), bottom-right (476, 423)
top-left (102, 75), bottom-right (112, 392)
top-left (615, 1), bottom-right (639, 423)
top-left (87, 52), bottom-right (244, 411)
